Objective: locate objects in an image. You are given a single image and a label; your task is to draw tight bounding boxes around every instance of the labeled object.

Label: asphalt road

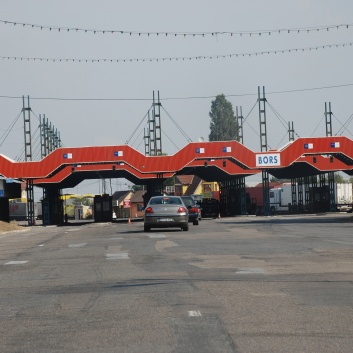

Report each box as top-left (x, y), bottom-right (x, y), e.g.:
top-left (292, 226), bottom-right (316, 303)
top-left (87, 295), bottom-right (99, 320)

top-left (1, 214), bottom-right (353, 353)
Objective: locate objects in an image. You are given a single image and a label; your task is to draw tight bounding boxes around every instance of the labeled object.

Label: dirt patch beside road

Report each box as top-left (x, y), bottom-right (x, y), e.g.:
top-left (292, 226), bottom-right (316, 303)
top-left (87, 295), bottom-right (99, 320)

top-left (0, 221), bottom-right (24, 234)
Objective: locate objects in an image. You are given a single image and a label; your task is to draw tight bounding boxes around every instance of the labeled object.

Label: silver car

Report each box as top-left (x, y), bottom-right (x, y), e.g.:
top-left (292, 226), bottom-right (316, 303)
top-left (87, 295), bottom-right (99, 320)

top-left (144, 196), bottom-right (189, 232)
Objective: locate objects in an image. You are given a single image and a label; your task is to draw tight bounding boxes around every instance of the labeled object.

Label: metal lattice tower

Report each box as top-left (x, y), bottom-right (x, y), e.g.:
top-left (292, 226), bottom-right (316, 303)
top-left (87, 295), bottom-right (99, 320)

top-left (258, 86), bottom-right (270, 215)
top-left (325, 102), bottom-right (333, 137)
top-left (39, 113), bottom-right (62, 226)
top-left (236, 106), bottom-right (244, 144)
top-left (40, 114), bottom-right (47, 158)
top-left (288, 121), bottom-right (295, 141)
top-left (144, 124), bottom-right (150, 156)
top-left (144, 91), bottom-right (162, 156)
top-left (22, 95), bottom-right (32, 162)
top-left (22, 96), bottom-right (35, 225)
top-left (325, 102), bottom-right (336, 212)
top-left (258, 86), bottom-right (268, 152)
top-left (48, 122), bottom-right (53, 153)
top-left (40, 115), bottom-right (62, 158)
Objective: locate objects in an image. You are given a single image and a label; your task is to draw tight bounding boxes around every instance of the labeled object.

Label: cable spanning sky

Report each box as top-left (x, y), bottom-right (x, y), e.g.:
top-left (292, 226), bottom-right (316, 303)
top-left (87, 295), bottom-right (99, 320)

top-left (1, 0), bottom-right (353, 193)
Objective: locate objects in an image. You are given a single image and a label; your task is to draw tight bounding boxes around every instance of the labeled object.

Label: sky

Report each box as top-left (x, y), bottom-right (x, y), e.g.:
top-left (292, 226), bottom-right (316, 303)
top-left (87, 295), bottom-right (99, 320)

top-left (1, 0), bottom-right (353, 195)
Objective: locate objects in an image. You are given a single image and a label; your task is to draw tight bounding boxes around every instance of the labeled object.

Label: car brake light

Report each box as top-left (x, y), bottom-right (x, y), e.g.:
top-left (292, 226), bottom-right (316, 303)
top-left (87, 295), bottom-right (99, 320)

top-left (178, 206), bottom-right (187, 213)
top-left (145, 207), bottom-right (154, 214)
top-left (190, 207), bottom-right (199, 213)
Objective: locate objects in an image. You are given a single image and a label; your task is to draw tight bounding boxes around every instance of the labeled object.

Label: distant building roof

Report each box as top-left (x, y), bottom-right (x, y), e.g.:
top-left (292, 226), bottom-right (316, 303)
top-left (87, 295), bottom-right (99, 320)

top-left (175, 175), bottom-right (194, 185)
top-left (112, 190), bottom-right (133, 203)
top-left (253, 182), bottom-right (285, 188)
top-left (131, 189), bottom-right (145, 203)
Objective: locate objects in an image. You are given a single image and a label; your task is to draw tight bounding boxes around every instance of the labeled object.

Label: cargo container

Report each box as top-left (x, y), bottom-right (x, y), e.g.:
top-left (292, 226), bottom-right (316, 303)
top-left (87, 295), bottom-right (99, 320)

top-left (9, 200), bottom-right (42, 221)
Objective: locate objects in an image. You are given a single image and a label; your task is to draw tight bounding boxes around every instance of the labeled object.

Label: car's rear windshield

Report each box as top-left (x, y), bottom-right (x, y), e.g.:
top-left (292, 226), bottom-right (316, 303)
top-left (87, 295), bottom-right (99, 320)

top-left (150, 197), bottom-right (182, 205)
top-left (181, 197), bottom-right (194, 206)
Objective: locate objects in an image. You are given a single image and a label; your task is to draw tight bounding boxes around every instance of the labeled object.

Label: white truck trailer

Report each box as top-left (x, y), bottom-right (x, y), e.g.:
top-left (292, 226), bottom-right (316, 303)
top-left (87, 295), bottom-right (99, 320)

top-left (269, 184), bottom-right (293, 213)
top-left (336, 183), bottom-right (353, 211)
top-left (269, 182), bottom-right (353, 213)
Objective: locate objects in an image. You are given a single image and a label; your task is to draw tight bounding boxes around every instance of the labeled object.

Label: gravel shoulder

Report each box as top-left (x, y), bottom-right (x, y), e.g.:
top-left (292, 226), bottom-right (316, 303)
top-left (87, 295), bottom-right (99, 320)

top-left (0, 221), bottom-right (25, 234)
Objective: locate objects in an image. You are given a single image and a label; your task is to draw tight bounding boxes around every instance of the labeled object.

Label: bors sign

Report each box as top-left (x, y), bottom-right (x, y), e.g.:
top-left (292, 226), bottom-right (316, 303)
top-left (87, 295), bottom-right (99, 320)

top-left (256, 153), bottom-right (281, 167)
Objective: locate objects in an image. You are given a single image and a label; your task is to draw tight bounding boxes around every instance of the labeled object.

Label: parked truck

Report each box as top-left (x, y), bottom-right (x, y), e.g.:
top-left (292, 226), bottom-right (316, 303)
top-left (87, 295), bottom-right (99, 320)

top-left (247, 182), bottom-right (353, 214)
top-left (9, 200), bottom-right (42, 221)
top-left (246, 183), bottom-right (301, 214)
top-left (245, 186), bottom-right (264, 215)
top-left (269, 183), bottom-right (295, 213)
top-left (336, 183), bottom-right (353, 212)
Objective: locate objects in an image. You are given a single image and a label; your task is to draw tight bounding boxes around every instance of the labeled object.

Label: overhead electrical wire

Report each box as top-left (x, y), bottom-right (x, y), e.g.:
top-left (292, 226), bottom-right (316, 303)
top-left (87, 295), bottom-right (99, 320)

top-left (1, 19), bottom-right (352, 38)
top-left (242, 101), bottom-right (258, 123)
top-left (161, 106), bottom-right (192, 143)
top-left (1, 41), bottom-right (352, 64)
top-left (129, 125), bottom-right (145, 150)
top-left (311, 115), bottom-right (325, 136)
top-left (333, 113), bottom-right (353, 137)
top-left (125, 109), bottom-right (150, 144)
top-left (1, 83), bottom-right (353, 102)
top-left (0, 111), bottom-right (22, 147)
top-left (161, 129), bottom-right (181, 152)
top-left (275, 131), bottom-right (291, 150)
top-left (266, 101), bottom-right (289, 131)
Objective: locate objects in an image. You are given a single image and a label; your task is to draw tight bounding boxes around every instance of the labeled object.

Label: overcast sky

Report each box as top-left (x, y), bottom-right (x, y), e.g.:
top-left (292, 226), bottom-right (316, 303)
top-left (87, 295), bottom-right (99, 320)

top-left (1, 0), bottom-right (353, 193)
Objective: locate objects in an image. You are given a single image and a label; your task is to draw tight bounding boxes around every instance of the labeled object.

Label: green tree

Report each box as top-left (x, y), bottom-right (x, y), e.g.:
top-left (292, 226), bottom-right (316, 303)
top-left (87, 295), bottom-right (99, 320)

top-left (132, 185), bottom-right (145, 192)
top-left (209, 94), bottom-right (239, 141)
top-left (334, 173), bottom-right (345, 184)
top-left (163, 177), bottom-right (175, 187)
top-left (72, 195), bottom-right (93, 206)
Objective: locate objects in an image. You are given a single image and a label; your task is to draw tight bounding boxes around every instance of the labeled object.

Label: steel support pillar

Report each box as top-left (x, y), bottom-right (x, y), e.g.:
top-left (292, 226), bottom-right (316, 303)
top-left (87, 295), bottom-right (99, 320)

top-left (291, 179), bottom-right (297, 213)
top-left (143, 174), bottom-right (165, 207)
top-left (42, 186), bottom-right (63, 225)
top-left (239, 177), bottom-right (247, 215)
top-left (311, 175), bottom-right (318, 212)
top-left (26, 179), bottom-right (35, 226)
top-left (304, 177), bottom-right (310, 212)
top-left (42, 187), bottom-right (50, 225)
top-left (297, 177), bottom-right (304, 212)
top-left (328, 172), bottom-right (336, 212)
top-left (262, 170), bottom-right (270, 216)
top-left (319, 174), bottom-right (328, 212)
top-left (219, 177), bottom-right (246, 216)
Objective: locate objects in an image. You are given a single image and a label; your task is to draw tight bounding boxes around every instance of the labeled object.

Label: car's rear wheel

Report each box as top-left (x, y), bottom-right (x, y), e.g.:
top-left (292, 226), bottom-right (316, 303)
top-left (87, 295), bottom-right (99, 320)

top-left (144, 225), bottom-right (150, 232)
top-left (193, 219), bottom-right (199, 225)
top-left (181, 224), bottom-right (189, 231)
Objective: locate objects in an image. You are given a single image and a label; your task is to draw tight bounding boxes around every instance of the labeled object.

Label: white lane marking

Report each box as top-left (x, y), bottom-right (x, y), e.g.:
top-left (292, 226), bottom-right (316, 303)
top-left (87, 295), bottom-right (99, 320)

top-left (110, 237), bottom-right (123, 240)
top-left (38, 244), bottom-right (44, 247)
top-left (68, 243), bottom-right (87, 248)
top-left (147, 234), bottom-right (166, 239)
top-left (237, 268), bottom-right (266, 274)
top-left (5, 261), bottom-right (28, 265)
top-left (188, 310), bottom-right (202, 317)
top-left (328, 240), bottom-right (353, 245)
top-left (106, 253), bottom-right (130, 260)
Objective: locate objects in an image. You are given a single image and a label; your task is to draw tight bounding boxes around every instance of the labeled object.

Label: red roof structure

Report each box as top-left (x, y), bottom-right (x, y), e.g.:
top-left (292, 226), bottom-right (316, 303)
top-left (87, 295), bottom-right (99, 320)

top-left (0, 137), bottom-right (353, 187)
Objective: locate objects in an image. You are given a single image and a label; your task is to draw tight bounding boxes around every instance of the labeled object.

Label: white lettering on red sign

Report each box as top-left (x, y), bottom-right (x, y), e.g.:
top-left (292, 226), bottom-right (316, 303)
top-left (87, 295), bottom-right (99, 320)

top-left (123, 199), bottom-right (131, 208)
